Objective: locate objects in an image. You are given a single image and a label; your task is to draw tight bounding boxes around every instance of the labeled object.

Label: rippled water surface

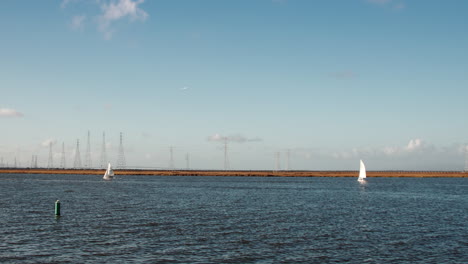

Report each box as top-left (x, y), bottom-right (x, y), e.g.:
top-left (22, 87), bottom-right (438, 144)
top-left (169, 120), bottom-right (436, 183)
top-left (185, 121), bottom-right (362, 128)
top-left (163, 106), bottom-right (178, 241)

top-left (0, 174), bottom-right (467, 263)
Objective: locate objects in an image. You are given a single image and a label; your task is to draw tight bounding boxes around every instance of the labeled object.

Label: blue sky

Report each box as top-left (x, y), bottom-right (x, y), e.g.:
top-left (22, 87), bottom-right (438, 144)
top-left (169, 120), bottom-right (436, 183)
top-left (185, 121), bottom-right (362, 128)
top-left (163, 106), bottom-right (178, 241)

top-left (1, 0), bottom-right (468, 170)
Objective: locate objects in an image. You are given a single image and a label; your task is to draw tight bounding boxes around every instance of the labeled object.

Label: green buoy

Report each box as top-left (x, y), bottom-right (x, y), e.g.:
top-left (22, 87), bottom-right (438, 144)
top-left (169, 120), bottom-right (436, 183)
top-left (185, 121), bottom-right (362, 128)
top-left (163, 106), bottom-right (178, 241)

top-left (55, 200), bottom-right (61, 216)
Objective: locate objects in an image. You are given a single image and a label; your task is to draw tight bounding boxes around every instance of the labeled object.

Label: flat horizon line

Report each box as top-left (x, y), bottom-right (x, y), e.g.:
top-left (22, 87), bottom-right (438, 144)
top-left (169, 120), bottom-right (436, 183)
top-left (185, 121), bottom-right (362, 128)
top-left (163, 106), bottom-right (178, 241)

top-left (1, 168), bottom-right (467, 177)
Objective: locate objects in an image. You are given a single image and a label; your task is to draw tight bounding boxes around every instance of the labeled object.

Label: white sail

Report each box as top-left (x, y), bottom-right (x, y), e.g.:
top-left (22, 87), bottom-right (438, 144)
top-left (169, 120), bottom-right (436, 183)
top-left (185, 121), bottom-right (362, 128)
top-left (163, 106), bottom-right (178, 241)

top-left (107, 163), bottom-right (114, 176)
top-left (358, 159), bottom-right (366, 182)
top-left (103, 163), bottom-right (114, 180)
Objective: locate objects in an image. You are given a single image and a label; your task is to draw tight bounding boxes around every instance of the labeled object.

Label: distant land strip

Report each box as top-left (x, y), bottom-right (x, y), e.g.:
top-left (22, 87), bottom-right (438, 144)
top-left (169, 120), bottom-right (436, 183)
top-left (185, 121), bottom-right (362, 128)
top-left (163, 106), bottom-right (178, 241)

top-left (0, 168), bottom-right (467, 177)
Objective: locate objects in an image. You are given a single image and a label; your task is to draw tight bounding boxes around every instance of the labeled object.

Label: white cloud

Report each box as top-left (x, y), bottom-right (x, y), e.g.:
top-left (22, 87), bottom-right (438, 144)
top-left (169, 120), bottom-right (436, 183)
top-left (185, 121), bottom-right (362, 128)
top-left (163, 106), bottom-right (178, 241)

top-left (98, 0), bottom-right (148, 39)
top-left (458, 144), bottom-right (468, 154)
top-left (61, 0), bottom-right (74, 9)
top-left (0, 108), bottom-right (23, 117)
top-left (71, 15), bottom-right (86, 30)
top-left (207, 133), bottom-right (262, 143)
top-left (382, 146), bottom-right (398, 155)
top-left (62, 0), bottom-right (148, 39)
top-left (332, 138), bottom-right (435, 159)
top-left (229, 134), bottom-right (263, 143)
top-left (100, 0), bottom-right (148, 21)
top-left (405, 138), bottom-right (424, 151)
top-left (207, 133), bottom-right (227, 142)
top-left (332, 151), bottom-right (353, 159)
top-left (41, 139), bottom-right (57, 147)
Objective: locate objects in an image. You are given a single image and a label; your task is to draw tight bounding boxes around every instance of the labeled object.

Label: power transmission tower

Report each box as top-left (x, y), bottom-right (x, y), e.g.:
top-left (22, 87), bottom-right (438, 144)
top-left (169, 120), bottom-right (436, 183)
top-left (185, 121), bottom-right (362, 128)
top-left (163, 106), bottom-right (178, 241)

top-left (286, 149), bottom-right (291, 171)
top-left (47, 142), bottom-right (53, 168)
top-left (60, 142), bottom-right (66, 168)
top-left (185, 153), bottom-right (190, 170)
top-left (116, 132), bottom-right (126, 169)
top-left (464, 144), bottom-right (468, 172)
top-left (84, 130), bottom-right (92, 168)
top-left (224, 138), bottom-right (230, 170)
top-left (275, 152), bottom-right (281, 171)
top-left (34, 155), bottom-right (38, 168)
top-left (169, 146), bottom-right (174, 169)
top-left (0, 157), bottom-right (3, 167)
top-left (31, 155), bottom-right (34, 168)
top-left (73, 139), bottom-right (82, 168)
top-left (14, 157), bottom-right (17, 168)
top-left (100, 132), bottom-right (107, 168)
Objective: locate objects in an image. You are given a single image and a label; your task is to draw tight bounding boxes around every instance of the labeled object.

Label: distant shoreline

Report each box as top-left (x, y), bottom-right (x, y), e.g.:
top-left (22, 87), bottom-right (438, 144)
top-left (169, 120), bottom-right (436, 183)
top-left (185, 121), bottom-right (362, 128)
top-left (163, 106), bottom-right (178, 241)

top-left (0, 168), bottom-right (467, 177)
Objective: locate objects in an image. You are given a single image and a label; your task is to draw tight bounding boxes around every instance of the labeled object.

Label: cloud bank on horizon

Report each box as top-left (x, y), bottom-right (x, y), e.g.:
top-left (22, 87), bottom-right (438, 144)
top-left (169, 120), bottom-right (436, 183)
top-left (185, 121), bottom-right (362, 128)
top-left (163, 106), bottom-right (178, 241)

top-left (208, 134), bottom-right (263, 143)
top-left (329, 138), bottom-right (468, 162)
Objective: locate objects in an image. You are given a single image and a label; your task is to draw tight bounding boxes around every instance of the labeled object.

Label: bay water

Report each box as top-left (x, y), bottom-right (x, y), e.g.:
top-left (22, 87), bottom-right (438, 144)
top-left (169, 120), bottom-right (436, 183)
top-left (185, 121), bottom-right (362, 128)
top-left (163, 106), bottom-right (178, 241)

top-left (0, 174), bottom-right (466, 263)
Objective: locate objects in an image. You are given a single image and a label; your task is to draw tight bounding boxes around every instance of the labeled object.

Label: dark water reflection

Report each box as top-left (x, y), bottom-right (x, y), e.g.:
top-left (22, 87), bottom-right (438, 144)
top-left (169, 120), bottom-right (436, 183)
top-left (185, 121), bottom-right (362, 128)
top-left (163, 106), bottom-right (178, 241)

top-left (0, 174), bottom-right (466, 263)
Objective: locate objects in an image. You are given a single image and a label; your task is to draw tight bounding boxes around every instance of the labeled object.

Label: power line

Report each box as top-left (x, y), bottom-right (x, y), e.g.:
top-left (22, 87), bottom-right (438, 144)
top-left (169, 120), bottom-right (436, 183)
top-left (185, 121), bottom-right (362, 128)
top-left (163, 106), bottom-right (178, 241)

top-left (275, 152), bottom-right (281, 171)
top-left (84, 130), bottom-right (92, 168)
top-left (60, 142), bottom-right (66, 168)
top-left (47, 142), bottom-right (53, 168)
top-left (100, 132), bottom-right (107, 168)
top-left (464, 144), bottom-right (468, 172)
top-left (185, 153), bottom-right (190, 170)
top-left (169, 146), bottom-right (174, 169)
top-left (30, 155), bottom-right (38, 168)
top-left (116, 132), bottom-right (126, 169)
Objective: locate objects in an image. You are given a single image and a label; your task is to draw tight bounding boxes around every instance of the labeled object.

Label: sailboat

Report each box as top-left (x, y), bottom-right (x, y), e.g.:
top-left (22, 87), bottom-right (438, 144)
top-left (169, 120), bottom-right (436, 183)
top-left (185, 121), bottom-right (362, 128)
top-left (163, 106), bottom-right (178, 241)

top-left (358, 159), bottom-right (366, 182)
top-left (103, 163), bottom-right (114, 180)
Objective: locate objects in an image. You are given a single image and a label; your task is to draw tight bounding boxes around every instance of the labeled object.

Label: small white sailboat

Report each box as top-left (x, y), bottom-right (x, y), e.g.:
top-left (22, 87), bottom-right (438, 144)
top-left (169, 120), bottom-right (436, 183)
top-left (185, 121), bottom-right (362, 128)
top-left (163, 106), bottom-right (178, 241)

top-left (103, 163), bottom-right (114, 180)
top-left (358, 159), bottom-right (366, 182)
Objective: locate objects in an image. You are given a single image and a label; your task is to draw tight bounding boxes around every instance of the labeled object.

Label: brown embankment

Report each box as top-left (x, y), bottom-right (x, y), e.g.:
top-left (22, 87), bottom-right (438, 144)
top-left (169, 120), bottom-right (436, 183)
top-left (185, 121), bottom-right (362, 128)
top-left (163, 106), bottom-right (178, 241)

top-left (0, 168), bottom-right (467, 177)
